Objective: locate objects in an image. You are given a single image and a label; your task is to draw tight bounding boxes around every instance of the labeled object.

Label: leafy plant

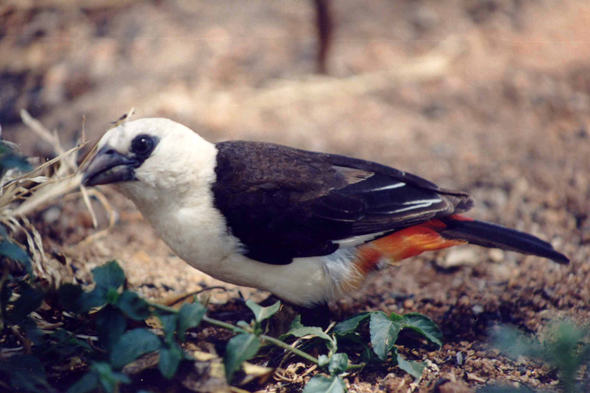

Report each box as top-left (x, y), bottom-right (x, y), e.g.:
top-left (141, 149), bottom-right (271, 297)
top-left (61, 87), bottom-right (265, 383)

top-left (0, 256), bottom-right (445, 392)
top-left (0, 140), bottom-right (31, 178)
top-left (480, 322), bottom-right (590, 393)
top-left (333, 309), bottom-right (442, 380)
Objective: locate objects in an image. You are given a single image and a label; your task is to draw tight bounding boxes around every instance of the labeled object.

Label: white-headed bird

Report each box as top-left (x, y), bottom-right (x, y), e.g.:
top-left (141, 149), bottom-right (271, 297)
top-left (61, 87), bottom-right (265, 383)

top-left (82, 118), bottom-right (569, 307)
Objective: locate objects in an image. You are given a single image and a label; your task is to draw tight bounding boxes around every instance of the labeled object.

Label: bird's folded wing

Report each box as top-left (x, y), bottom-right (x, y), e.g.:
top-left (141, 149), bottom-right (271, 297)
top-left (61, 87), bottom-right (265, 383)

top-left (212, 141), bottom-right (473, 264)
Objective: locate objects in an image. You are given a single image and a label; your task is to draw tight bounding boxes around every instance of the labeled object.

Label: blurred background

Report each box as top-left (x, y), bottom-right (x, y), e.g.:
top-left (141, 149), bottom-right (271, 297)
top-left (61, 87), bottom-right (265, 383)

top-left (2, 0), bottom-right (588, 184)
top-left (1, 1), bottom-right (589, 389)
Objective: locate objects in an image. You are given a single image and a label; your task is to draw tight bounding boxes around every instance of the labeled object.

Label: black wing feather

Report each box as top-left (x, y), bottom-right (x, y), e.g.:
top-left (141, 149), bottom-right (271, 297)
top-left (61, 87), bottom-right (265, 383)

top-left (212, 141), bottom-right (473, 264)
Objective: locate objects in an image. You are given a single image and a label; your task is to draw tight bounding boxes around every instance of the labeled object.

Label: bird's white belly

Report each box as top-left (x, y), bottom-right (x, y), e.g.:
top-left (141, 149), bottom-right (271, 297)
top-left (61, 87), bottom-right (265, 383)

top-left (140, 202), bottom-right (361, 306)
top-left (164, 235), bottom-right (340, 306)
top-left (215, 254), bottom-right (333, 306)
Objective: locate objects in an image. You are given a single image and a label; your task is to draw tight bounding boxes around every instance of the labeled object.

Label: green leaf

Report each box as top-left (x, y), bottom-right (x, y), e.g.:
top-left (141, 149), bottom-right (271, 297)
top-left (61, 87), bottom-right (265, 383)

top-left (58, 283), bottom-right (107, 314)
top-left (492, 322), bottom-right (589, 393)
top-left (58, 284), bottom-right (85, 313)
top-left (159, 313), bottom-right (178, 344)
top-left (333, 313), bottom-right (371, 335)
top-left (105, 287), bottom-right (120, 304)
top-left (370, 312), bottom-right (401, 361)
top-left (159, 342), bottom-right (183, 379)
top-left (9, 283), bottom-right (44, 321)
top-left (246, 299), bottom-right (281, 323)
top-left (80, 288), bottom-right (111, 312)
top-left (328, 353), bottom-right (349, 375)
top-left (389, 312), bottom-right (403, 322)
top-left (92, 261), bottom-right (126, 291)
top-left (93, 362), bottom-right (131, 393)
top-left (318, 354), bottom-right (330, 367)
top-left (0, 240), bottom-right (31, 272)
top-left (491, 326), bottom-right (544, 360)
top-left (67, 371), bottom-right (100, 393)
top-left (223, 333), bottom-right (261, 382)
top-left (67, 262), bottom-right (125, 312)
top-left (118, 290), bottom-right (151, 320)
top-left (177, 302), bottom-right (206, 342)
top-left (285, 315), bottom-right (335, 347)
top-left (0, 240), bottom-right (30, 263)
top-left (110, 328), bottom-right (161, 369)
top-left (394, 349), bottom-right (425, 381)
top-left (0, 149), bottom-right (32, 172)
top-left (0, 355), bottom-right (52, 393)
top-left (334, 331), bottom-right (376, 363)
top-left (401, 313), bottom-right (443, 347)
top-left (46, 329), bottom-right (92, 360)
top-left (96, 306), bottom-right (126, 351)
top-left (303, 375), bottom-right (347, 393)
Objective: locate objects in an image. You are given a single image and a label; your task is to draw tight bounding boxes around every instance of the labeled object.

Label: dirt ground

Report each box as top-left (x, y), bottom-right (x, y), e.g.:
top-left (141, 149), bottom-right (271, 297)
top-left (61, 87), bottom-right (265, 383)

top-left (2, 0), bottom-right (590, 392)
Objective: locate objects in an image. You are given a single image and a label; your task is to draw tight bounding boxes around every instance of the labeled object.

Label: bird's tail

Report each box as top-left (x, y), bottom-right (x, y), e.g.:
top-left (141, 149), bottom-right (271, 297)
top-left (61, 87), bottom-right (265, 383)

top-left (439, 215), bottom-right (569, 264)
top-left (354, 214), bottom-right (569, 276)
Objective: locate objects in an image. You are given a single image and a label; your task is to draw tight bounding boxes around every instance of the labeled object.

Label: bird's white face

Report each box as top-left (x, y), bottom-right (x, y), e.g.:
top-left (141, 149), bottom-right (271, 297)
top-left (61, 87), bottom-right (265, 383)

top-left (83, 118), bottom-right (217, 205)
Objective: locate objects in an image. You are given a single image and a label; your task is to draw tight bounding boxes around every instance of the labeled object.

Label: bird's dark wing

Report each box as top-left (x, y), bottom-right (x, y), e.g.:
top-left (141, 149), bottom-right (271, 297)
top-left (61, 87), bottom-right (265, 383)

top-left (212, 141), bottom-right (474, 264)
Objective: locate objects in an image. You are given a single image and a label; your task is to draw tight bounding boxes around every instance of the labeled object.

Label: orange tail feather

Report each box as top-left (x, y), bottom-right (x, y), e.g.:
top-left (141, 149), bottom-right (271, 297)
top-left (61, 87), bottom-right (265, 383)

top-left (355, 220), bottom-right (466, 274)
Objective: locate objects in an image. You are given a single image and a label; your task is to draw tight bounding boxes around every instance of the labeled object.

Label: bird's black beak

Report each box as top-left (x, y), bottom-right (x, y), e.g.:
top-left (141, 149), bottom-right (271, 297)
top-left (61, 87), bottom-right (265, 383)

top-left (82, 147), bottom-right (138, 187)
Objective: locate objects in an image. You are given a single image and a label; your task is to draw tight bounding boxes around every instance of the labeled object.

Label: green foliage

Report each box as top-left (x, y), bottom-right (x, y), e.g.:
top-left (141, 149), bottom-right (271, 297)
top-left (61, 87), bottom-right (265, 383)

top-left (0, 240), bottom-right (32, 272)
top-left (485, 322), bottom-right (590, 393)
top-left (333, 313), bottom-right (370, 335)
top-left (303, 374), bottom-right (347, 393)
top-left (95, 306), bottom-right (127, 351)
top-left (9, 282), bottom-right (44, 322)
top-left (393, 347), bottom-right (425, 381)
top-left (57, 261), bottom-right (127, 314)
top-left (177, 302), bottom-right (206, 341)
top-left (118, 290), bottom-right (151, 320)
top-left (246, 299), bottom-right (281, 323)
top-left (307, 354), bottom-right (349, 392)
top-left (110, 328), bottom-right (162, 369)
top-left (1, 253), bottom-right (443, 392)
top-left (42, 329), bottom-right (92, 360)
top-left (0, 141), bottom-right (32, 175)
top-left (285, 314), bottom-right (337, 350)
top-left (327, 353), bottom-right (349, 375)
top-left (370, 312), bottom-right (401, 361)
top-left (400, 313), bottom-right (443, 347)
top-left (224, 333), bottom-right (262, 382)
top-left (0, 355), bottom-right (53, 393)
top-left (67, 362), bottom-right (130, 393)
top-left (330, 309), bottom-right (442, 382)
top-left (159, 313), bottom-right (178, 343)
top-left (159, 342), bottom-right (183, 379)
top-left (1, 275), bottom-right (44, 346)
top-left (92, 261), bottom-right (126, 292)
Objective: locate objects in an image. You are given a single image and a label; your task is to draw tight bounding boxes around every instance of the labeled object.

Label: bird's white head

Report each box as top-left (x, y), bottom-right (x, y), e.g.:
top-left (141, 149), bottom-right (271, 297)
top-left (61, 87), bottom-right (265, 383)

top-left (82, 118), bottom-right (217, 206)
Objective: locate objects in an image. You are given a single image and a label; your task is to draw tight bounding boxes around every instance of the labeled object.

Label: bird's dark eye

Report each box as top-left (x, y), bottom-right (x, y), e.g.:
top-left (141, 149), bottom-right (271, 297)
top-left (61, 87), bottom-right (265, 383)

top-left (131, 135), bottom-right (156, 156)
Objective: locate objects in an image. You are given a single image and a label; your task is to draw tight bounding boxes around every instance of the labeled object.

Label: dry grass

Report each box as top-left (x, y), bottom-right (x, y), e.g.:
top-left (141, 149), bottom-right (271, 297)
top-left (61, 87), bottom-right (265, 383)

top-left (0, 110), bottom-right (118, 286)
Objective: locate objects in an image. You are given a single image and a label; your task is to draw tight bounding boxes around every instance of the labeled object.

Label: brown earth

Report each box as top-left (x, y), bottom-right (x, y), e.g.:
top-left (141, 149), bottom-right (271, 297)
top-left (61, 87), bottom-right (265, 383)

top-left (2, 0), bottom-right (590, 392)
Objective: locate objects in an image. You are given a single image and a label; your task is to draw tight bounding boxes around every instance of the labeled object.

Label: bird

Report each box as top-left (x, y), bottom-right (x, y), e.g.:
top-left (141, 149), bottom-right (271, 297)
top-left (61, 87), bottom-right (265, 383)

top-left (82, 118), bottom-right (569, 308)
